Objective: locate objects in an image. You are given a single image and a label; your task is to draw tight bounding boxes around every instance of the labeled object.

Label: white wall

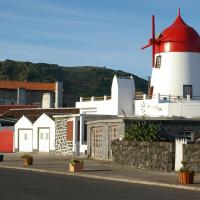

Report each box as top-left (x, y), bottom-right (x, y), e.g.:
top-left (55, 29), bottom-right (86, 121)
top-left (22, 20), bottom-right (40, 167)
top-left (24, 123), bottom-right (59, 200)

top-left (168, 100), bottom-right (200, 118)
top-left (135, 99), bottom-right (169, 117)
top-left (34, 113), bottom-right (55, 151)
top-left (76, 75), bottom-right (135, 116)
top-left (135, 98), bottom-right (200, 118)
top-left (175, 139), bottom-right (187, 171)
top-left (75, 75), bottom-right (135, 153)
top-left (151, 52), bottom-right (200, 96)
top-left (76, 99), bottom-right (114, 115)
top-left (14, 116), bottom-right (33, 150)
top-left (55, 82), bottom-right (63, 108)
top-left (111, 75), bottom-right (135, 116)
top-left (42, 93), bottom-right (53, 108)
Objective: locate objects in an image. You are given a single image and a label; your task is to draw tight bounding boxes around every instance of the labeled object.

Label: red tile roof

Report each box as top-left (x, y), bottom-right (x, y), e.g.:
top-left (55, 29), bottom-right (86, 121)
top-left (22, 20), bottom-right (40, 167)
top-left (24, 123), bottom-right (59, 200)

top-left (0, 80), bottom-right (55, 91)
top-left (0, 105), bottom-right (38, 116)
top-left (0, 108), bottom-right (80, 121)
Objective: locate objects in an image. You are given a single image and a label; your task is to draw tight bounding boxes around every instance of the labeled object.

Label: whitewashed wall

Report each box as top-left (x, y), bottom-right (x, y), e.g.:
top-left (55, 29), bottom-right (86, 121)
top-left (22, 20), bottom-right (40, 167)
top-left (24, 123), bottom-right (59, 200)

top-left (76, 75), bottom-right (135, 116)
top-left (76, 99), bottom-right (114, 115)
top-left (135, 99), bottom-right (169, 116)
top-left (33, 113), bottom-right (55, 151)
top-left (135, 98), bottom-right (200, 118)
top-left (175, 139), bottom-right (187, 171)
top-left (151, 52), bottom-right (200, 96)
top-left (111, 75), bottom-right (135, 116)
top-left (14, 116), bottom-right (33, 150)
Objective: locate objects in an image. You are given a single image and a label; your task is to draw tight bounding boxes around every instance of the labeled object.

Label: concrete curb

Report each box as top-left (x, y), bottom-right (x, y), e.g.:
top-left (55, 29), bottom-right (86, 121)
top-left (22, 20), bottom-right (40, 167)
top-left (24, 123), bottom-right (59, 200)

top-left (0, 165), bottom-right (200, 192)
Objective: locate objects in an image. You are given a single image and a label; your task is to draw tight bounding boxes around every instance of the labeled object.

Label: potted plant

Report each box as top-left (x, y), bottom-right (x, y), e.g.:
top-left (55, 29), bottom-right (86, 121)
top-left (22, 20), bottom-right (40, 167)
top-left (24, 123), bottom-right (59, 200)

top-left (21, 154), bottom-right (33, 167)
top-left (179, 161), bottom-right (194, 184)
top-left (69, 159), bottom-right (84, 172)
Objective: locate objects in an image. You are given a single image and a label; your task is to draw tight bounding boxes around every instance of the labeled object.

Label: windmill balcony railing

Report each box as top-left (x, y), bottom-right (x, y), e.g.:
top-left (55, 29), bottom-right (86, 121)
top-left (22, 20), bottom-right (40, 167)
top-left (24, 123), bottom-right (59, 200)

top-left (135, 93), bottom-right (200, 103)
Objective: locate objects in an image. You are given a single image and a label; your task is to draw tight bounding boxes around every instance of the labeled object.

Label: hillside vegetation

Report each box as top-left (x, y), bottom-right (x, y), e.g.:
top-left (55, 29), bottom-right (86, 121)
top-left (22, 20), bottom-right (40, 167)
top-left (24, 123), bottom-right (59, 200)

top-left (0, 60), bottom-right (148, 106)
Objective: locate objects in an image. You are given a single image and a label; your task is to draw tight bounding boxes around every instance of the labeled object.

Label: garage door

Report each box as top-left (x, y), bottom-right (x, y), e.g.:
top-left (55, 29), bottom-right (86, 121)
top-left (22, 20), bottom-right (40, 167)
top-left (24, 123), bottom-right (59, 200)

top-left (19, 129), bottom-right (33, 152)
top-left (38, 128), bottom-right (50, 152)
top-left (0, 129), bottom-right (14, 153)
top-left (91, 127), bottom-right (103, 159)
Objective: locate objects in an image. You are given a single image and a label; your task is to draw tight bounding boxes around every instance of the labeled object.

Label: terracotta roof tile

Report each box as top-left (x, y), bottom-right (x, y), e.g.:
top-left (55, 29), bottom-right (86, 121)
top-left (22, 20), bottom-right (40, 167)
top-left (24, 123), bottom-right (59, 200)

top-left (0, 80), bottom-right (55, 91)
top-left (0, 105), bottom-right (38, 116)
top-left (0, 108), bottom-right (80, 120)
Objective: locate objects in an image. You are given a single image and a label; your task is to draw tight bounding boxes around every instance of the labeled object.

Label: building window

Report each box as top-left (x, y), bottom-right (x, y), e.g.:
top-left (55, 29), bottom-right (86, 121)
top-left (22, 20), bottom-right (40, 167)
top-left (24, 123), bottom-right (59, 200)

top-left (155, 55), bottom-right (161, 68)
top-left (84, 122), bottom-right (87, 142)
top-left (183, 85), bottom-right (192, 98)
top-left (77, 120), bottom-right (80, 142)
top-left (177, 131), bottom-right (194, 142)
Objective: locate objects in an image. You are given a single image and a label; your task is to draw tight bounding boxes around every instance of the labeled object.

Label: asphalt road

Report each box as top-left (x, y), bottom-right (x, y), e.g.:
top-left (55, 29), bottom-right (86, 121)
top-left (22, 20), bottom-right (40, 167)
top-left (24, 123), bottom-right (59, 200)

top-left (0, 168), bottom-right (199, 200)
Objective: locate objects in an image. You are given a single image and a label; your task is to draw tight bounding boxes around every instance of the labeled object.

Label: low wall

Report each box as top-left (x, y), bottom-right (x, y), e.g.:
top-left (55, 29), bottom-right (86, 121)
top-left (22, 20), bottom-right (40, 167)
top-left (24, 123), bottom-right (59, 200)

top-left (183, 143), bottom-right (200, 173)
top-left (112, 140), bottom-right (175, 171)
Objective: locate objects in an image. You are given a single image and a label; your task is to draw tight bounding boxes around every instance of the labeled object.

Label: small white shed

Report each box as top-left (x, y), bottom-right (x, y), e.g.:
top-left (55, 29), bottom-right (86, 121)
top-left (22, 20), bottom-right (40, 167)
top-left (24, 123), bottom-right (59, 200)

top-left (15, 113), bottom-right (55, 153)
top-left (34, 113), bottom-right (55, 152)
top-left (15, 115), bottom-right (33, 152)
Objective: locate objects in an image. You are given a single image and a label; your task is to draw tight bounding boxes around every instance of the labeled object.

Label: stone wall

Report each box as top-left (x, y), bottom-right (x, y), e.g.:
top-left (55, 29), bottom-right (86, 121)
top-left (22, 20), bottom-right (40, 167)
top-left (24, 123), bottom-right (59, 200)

top-left (183, 143), bottom-right (200, 173)
top-left (55, 117), bottom-right (73, 155)
top-left (112, 140), bottom-right (175, 171)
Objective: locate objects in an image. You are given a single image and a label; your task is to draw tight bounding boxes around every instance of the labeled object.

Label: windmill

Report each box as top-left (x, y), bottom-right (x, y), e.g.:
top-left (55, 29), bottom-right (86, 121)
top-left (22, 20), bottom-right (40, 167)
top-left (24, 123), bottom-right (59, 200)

top-left (141, 9), bottom-right (200, 99)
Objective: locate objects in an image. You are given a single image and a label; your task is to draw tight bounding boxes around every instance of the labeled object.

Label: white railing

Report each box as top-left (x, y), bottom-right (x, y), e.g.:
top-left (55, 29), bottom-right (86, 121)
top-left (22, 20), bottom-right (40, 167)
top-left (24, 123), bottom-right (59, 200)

top-left (136, 93), bottom-right (200, 103)
top-left (80, 96), bottom-right (111, 102)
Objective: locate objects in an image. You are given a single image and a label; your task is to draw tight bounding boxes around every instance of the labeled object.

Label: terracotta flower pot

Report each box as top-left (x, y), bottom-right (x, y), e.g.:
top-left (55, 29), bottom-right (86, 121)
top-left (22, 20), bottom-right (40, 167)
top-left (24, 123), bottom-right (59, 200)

top-left (69, 163), bottom-right (83, 172)
top-left (179, 172), bottom-right (194, 184)
top-left (23, 157), bottom-right (33, 167)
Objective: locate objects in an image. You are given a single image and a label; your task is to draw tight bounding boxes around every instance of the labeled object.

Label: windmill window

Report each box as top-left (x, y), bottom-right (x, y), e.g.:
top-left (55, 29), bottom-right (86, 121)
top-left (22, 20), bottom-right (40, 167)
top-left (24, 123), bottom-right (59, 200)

top-left (155, 55), bottom-right (161, 68)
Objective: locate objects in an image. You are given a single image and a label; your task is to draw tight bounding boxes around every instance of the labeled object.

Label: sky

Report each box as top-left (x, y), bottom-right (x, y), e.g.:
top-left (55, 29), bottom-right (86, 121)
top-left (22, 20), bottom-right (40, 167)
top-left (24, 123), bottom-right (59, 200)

top-left (0, 0), bottom-right (199, 79)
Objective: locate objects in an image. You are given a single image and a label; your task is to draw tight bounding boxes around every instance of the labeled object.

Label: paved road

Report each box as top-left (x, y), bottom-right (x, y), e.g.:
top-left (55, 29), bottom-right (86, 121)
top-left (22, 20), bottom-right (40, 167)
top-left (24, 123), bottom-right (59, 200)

top-left (0, 168), bottom-right (199, 200)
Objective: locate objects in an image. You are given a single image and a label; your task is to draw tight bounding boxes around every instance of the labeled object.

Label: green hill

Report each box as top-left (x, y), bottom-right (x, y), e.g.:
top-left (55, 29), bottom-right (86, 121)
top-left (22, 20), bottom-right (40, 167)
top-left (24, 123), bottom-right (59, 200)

top-left (0, 60), bottom-right (148, 106)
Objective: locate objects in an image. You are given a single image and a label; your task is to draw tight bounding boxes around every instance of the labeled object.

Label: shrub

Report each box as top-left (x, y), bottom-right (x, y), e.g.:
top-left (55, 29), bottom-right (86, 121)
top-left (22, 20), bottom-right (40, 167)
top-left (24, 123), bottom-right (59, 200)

top-left (124, 121), bottom-right (160, 141)
top-left (180, 161), bottom-right (194, 173)
top-left (70, 159), bottom-right (84, 166)
top-left (21, 154), bottom-right (33, 160)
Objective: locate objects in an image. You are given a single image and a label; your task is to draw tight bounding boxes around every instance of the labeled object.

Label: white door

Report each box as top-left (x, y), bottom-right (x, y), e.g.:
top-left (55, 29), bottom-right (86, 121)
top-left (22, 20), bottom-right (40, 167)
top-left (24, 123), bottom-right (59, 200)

top-left (19, 129), bottom-right (33, 152)
top-left (39, 128), bottom-right (50, 152)
top-left (91, 127), bottom-right (103, 159)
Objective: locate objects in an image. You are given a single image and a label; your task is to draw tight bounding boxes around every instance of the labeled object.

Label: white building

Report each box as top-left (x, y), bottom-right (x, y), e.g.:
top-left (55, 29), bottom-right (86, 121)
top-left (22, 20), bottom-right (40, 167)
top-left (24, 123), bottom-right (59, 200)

top-left (33, 113), bottom-right (55, 152)
top-left (15, 115), bottom-right (34, 152)
top-left (14, 114), bottom-right (55, 152)
top-left (75, 75), bottom-right (135, 153)
top-left (136, 10), bottom-right (200, 118)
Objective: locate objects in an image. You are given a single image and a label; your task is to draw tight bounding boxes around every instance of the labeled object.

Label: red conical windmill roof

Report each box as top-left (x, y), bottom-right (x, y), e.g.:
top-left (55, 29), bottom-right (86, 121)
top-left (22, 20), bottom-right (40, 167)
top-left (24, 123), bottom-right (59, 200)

top-left (155, 11), bottom-right (200, 54)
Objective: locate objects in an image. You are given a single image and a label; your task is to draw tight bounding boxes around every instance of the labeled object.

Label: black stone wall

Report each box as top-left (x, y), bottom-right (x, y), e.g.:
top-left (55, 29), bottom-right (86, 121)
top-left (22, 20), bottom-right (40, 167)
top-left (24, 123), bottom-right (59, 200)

top-left (112, 140), bottom-right (175, 171)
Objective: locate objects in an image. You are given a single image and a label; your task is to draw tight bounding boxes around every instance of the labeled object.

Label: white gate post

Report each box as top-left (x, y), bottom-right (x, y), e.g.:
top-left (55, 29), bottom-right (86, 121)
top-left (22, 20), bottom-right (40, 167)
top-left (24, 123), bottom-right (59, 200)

top-left (175, 138), bottom-right (187, 171)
